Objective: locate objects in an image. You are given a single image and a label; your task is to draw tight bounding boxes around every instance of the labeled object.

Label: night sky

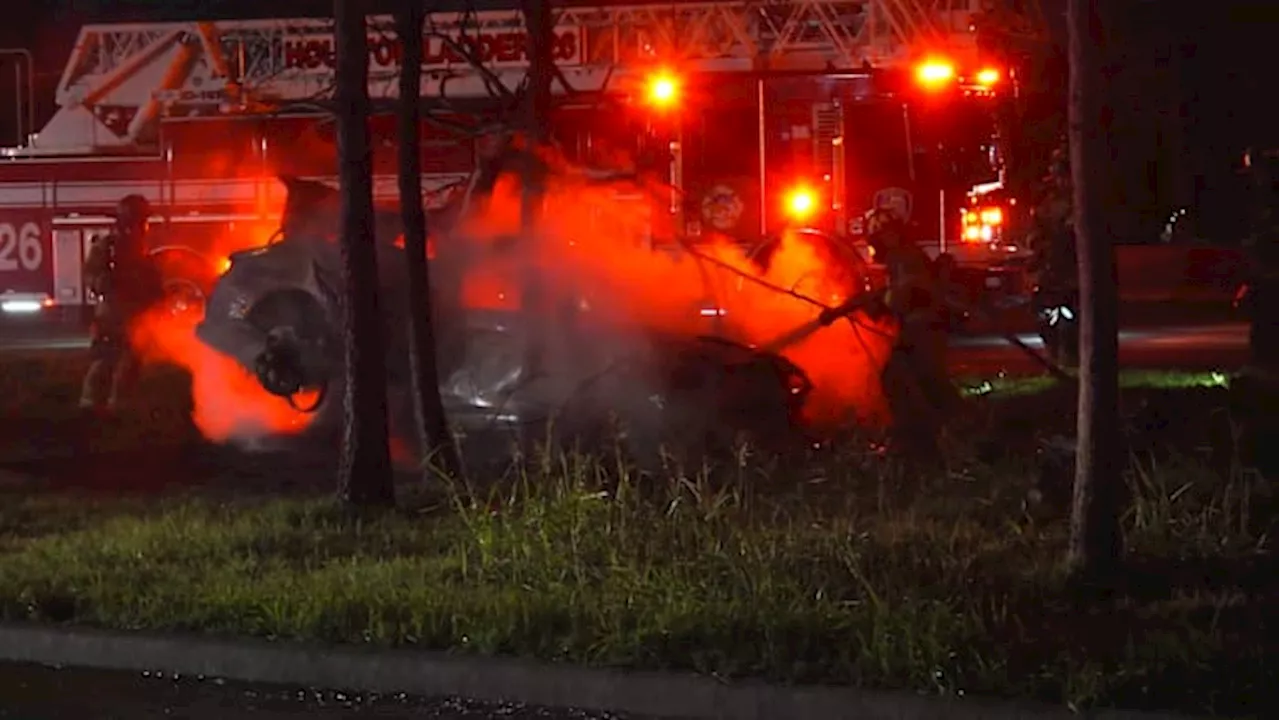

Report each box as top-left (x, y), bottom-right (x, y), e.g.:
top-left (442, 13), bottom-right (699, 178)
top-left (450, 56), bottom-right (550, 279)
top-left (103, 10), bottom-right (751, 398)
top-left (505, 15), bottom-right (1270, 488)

top-left (0, 0), bottom-right (1275, 237)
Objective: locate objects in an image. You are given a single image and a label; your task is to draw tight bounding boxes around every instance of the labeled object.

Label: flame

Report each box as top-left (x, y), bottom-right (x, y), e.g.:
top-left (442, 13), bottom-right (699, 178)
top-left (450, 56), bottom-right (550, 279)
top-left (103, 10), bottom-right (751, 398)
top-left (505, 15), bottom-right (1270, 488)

top-left (129, 307), bottom-right (315, 442)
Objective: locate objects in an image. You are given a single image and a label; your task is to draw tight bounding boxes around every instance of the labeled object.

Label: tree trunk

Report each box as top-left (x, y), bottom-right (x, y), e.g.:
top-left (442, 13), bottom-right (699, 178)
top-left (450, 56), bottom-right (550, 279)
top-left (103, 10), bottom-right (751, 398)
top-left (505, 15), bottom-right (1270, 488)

top-left (518, 0), bottom-right (555, 378)
top-left (395, 1), bottom-right (460, 479)
top-left (1066, 0), bottom-right (1122, 578)
top-left (1239, 149), bottom-right (1280, 476)
top-left (521, 0), bottom-right (555, 153)
top-left (335, 0), bottom-right (394, 506)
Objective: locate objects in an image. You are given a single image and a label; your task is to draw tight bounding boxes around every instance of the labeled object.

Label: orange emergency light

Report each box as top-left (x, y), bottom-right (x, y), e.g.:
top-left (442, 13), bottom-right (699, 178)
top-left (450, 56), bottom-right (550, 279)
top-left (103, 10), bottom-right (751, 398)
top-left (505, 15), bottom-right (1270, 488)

top-left (962, 205), bottom-right (1004, 243)
top-left (974, 67), bottom-right (1001, 87)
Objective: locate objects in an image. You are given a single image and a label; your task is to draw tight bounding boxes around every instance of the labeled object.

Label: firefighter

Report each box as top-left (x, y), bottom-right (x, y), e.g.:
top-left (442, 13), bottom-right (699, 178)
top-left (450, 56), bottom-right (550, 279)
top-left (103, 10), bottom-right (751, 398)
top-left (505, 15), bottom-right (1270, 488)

top-left (79, 194), bottom-right (165, 412)
top-left (864, 207), bottom-right (960, 454)
top-left (1028, 144), bottom-right (1079, 366)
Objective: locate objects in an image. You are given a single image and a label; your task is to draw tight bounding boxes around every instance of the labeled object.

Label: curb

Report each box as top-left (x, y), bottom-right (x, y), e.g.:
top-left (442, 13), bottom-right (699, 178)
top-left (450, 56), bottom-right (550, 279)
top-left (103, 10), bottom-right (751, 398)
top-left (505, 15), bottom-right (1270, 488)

top-left (0, 624), bottom-right (1192, 720)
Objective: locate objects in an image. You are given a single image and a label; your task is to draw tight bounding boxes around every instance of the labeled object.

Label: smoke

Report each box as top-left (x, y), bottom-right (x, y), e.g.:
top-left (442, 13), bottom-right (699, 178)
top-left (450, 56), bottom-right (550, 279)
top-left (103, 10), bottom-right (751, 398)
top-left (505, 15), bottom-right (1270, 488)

top-left (451, 161), bottom-right (895, 427)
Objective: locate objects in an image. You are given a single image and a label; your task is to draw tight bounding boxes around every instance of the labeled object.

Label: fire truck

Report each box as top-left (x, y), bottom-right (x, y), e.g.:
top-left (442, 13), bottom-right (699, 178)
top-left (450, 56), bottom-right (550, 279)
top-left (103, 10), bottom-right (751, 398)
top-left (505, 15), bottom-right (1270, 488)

top-left (0, 0), bottom-right (1027, 323)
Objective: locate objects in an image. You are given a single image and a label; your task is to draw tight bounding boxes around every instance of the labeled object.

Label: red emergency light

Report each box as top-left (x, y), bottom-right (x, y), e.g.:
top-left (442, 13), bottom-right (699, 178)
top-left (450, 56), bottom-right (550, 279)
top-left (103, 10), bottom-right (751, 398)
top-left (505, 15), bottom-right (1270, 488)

top-left (646, 71), bottom-right (680, 109)
top-left (915, 59), bottom-right (955, 90)
top-left (783, 185), bottom-right (819, 222)
top-left (974, 68), bottom-right (1001, 87)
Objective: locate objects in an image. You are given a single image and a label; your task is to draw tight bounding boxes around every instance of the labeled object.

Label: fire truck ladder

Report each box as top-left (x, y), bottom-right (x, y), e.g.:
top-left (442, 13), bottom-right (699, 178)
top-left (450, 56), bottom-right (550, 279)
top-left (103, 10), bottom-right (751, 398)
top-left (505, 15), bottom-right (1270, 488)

top-left (28, 0), bottom-right (983, 154)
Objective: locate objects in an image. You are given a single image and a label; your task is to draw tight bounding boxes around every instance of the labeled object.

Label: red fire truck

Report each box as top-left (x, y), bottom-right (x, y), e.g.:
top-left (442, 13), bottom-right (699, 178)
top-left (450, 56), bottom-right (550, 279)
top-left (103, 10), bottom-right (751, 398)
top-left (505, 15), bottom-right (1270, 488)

top-left (0, 0), bottom-right (1024, 323)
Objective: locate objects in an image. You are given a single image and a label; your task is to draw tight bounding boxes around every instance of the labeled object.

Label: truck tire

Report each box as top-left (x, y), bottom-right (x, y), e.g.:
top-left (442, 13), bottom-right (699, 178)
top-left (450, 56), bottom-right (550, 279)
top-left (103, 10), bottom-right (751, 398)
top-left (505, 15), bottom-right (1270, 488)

top-left (150, 247), bottom-right (220, 323)
top-left (691, 176), bottom-right (759, 242)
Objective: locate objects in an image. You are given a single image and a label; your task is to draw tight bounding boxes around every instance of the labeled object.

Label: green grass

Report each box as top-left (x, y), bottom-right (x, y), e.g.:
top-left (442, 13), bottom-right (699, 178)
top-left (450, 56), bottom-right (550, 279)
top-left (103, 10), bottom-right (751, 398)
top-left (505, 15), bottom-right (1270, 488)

top-left (0, 357), bottom-right (1273, 715)
top-left (0, 351), bottom-right (196, 463)
top-left (0, 445), bottom-right (1273, 717)
top-left (959, 369), bottom-right (1231, 398)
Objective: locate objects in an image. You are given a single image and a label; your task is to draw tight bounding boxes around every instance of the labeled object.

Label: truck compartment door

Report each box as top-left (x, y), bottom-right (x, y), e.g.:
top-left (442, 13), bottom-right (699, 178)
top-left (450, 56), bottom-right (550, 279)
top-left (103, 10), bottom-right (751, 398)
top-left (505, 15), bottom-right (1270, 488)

top-left (52, 229), bottom-right (84, 305)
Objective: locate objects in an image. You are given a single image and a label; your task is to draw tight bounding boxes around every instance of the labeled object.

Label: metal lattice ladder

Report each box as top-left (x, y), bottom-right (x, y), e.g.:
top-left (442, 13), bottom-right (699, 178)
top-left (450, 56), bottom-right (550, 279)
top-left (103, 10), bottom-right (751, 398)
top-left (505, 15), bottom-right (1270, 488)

top-left (33, 0), bottom-right (983, 153)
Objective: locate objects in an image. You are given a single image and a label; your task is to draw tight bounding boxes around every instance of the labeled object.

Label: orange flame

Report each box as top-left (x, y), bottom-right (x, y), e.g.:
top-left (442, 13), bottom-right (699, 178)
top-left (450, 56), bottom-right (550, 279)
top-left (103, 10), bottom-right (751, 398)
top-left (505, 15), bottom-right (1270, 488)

top-left (130, 307), bottom-right (316, 442)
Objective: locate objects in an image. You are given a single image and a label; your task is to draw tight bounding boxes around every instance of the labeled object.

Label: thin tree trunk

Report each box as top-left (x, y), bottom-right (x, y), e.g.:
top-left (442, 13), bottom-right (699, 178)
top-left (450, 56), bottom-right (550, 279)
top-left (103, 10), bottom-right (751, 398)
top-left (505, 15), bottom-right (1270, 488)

top-left (335, 0), bottom-right (394, 506)
top-left (1066, 0), bottom-right (1121, 577)
top-left (1242, 148), bottom-right (1278, 376)
top-left (518, 0), bottom-right (555, 378)
top-left (395, 1), bottom-right (460, 479)
top-left (1239, 147), bottom-right (1280, 474)
top-left (521, 0), bottom-right (554, 152)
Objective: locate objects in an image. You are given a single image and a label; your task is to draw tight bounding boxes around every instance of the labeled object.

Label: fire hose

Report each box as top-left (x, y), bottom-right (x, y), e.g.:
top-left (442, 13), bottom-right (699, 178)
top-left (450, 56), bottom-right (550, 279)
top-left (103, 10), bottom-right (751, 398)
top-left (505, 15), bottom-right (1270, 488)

top-left (760, 290), bottom-right (883, 354)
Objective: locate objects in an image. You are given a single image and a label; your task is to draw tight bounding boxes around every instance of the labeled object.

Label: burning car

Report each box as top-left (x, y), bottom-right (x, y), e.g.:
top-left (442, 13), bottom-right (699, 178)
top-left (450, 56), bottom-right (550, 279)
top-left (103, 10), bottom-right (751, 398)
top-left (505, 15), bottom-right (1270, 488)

top-left (192, 174), bottom-right (815, 463)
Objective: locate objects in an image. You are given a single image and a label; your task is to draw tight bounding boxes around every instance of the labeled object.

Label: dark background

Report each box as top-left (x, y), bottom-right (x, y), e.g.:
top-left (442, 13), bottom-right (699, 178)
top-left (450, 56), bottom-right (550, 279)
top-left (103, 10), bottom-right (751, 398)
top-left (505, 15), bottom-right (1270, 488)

top-left (0, 1), bottom-right (1275, 243)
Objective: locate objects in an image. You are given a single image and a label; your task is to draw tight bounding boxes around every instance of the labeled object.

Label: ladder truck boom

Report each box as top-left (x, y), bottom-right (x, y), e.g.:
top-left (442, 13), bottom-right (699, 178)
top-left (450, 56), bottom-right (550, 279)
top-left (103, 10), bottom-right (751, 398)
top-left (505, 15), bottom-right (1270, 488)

top-left (21, 0), bottom-right (982, 155)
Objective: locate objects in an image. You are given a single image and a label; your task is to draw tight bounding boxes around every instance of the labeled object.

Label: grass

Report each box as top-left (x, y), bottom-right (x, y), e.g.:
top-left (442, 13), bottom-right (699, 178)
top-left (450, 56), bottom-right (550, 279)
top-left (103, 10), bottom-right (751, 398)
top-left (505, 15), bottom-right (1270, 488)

top-left (0, 351), bottom-right (196, 464)
top-left (958, 369), bottom-right (1232, 398)
top-left (0, 445), bottom-right (1274, 716)
top-left (0, 354), bottom-right (1273, 716)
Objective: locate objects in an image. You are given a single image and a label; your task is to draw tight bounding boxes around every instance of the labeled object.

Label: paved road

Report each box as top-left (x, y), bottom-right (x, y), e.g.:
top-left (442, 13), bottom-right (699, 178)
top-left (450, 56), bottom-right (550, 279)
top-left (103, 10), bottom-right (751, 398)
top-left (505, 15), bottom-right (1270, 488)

top-left (0, 323), bottom-right (1251, 374)
top-left (949, 322), bottom-right (1249, 375)
top-left (0, 662), bottom-right (648, 720)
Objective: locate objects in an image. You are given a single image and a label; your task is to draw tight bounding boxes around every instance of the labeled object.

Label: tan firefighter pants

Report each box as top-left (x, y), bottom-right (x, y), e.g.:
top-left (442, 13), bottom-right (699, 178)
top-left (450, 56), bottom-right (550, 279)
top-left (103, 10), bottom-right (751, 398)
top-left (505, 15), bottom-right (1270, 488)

top-left (79, 318), bottom-right (140, 411)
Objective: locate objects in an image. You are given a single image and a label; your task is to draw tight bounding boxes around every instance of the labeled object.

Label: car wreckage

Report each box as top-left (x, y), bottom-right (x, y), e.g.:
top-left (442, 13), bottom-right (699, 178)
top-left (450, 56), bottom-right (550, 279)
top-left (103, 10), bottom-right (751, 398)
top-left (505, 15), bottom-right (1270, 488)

top-left (193, 173), bottom-right (821, 461)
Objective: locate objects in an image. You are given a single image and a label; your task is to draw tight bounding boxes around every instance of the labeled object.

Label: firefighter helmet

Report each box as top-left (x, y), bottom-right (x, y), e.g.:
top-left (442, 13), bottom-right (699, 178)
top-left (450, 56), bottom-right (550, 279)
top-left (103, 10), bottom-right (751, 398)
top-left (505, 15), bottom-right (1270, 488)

top-left (1046, 146), bottom-right (1069, 183)
top-left (863, 207), bottom-right (903, 238)
top-left (115, 194), bottom-right (152, 227)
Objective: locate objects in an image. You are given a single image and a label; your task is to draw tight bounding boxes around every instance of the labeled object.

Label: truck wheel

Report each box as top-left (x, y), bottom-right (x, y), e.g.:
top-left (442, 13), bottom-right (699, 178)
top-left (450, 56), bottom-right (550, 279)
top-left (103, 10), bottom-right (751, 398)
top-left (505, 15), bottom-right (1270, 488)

top-left (162, 277), bottom-right (207, 324)
top-left (151, 247), bottom-right (219, 323)
top-left (693, 176), bottom-right (759, 242)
